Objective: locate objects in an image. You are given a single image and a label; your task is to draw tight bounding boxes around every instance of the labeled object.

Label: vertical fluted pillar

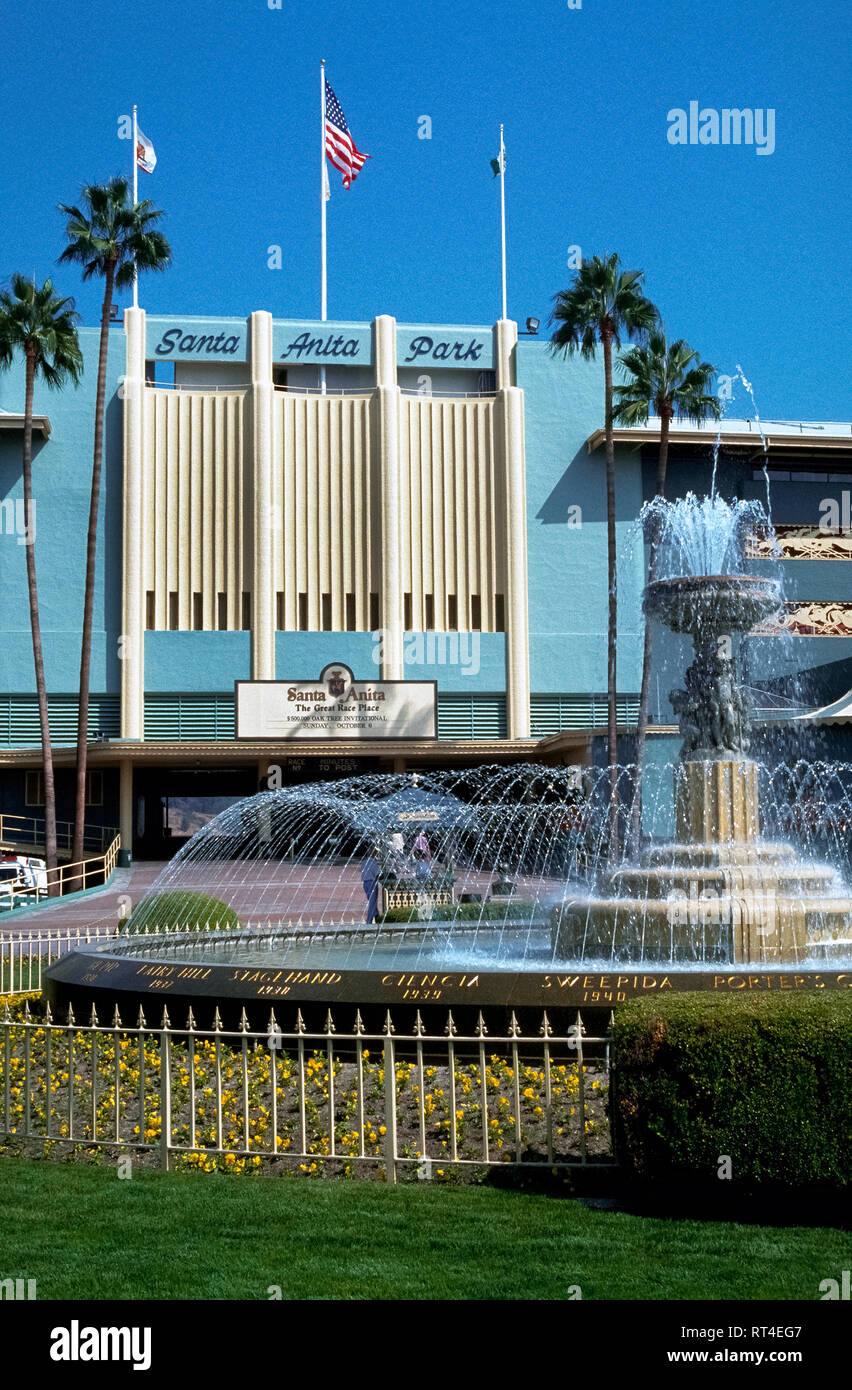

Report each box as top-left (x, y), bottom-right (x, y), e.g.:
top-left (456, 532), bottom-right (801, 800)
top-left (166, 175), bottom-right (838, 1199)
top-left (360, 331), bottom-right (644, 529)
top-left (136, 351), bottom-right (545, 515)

top-left (495, 318), bottom-right (530, 738)
top-left (374, 315), bottom-right (403, 679)
top-left (251, 311), bottom-right (275, 680)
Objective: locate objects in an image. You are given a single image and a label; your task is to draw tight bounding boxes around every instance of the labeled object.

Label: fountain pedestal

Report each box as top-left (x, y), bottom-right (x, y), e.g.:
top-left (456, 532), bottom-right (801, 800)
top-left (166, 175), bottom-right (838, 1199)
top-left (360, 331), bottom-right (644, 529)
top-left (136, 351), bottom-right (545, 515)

top-left (676, 759), bottom-right (759, 845)
top-left (552, 753), bottom-right (852, 965)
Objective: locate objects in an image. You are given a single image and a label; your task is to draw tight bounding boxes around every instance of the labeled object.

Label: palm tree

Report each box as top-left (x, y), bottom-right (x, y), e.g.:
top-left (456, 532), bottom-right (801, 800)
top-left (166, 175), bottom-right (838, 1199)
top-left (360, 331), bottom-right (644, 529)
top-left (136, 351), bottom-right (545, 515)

top-left (613, 329), bottom-right (720, 852)
top-left (549, 254), bottom-right (657, 856)
top-left (58, 178), bottom-right (171, 874)
top-left (0, 276), bottom-right (83, 889)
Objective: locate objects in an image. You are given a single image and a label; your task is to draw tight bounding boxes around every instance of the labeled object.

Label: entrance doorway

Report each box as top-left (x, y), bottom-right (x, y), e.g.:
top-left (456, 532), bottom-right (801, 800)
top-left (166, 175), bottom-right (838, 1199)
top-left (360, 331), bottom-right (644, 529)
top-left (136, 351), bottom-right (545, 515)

top-left (133, 767), bottom-right (259, 860)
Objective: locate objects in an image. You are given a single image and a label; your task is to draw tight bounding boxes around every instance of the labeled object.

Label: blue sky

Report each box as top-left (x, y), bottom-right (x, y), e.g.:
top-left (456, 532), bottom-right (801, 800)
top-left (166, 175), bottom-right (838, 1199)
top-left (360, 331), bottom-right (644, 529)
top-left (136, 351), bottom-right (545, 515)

top-left (2, 0), bottom-right (850, 419)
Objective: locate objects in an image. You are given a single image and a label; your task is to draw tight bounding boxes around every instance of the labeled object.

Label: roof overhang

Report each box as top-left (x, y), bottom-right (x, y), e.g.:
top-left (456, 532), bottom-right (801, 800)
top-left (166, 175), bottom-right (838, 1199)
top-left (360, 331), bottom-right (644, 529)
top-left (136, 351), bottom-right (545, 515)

top-left (585, 423), bottom-right (852, 457)
top-left (0, 413), bottom-right (51, 438)
top-left (0, 738), bottom-right (540, 768)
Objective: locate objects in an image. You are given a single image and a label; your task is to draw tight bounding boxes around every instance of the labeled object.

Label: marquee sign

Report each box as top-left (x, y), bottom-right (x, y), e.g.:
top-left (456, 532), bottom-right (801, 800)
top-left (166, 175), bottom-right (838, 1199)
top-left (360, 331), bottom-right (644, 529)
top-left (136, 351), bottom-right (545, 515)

top-left (235, 665), bottom-right (437, 741)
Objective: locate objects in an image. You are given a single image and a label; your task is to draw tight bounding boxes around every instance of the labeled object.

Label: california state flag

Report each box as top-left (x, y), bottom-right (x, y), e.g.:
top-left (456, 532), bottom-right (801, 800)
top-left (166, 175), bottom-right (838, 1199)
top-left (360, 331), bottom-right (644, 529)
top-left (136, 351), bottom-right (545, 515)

top-left (136, 128), bottom-right (156, 174)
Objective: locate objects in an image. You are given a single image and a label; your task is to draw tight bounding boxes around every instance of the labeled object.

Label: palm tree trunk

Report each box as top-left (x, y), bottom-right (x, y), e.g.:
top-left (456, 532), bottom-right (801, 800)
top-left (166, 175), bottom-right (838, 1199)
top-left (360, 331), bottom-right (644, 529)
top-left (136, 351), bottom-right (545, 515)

top-left (629, 409), bottom-right (671, 856)
top-left (22, 349), bottom-right (59, 891)
top-left (602, 331), bottom-right (619, 859)
top-left (72, 261), bottom-right (115, 878)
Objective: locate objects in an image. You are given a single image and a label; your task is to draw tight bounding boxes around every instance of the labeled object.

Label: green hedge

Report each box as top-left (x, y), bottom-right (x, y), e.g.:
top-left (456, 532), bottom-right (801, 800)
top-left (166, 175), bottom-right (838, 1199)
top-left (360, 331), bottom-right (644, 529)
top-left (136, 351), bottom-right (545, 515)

top-left (612, 991), bottom-right (852, 1187)
top-left (380, 901), bottom-right (537, 924)
top-left (123, 891), bottom-right (241, 935)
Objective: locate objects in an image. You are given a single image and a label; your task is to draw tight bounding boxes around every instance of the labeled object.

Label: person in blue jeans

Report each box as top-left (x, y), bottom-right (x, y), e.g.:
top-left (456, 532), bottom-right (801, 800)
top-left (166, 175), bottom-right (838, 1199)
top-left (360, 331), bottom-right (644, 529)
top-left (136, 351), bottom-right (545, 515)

top-left (360, 848), bottom-right (382, 923)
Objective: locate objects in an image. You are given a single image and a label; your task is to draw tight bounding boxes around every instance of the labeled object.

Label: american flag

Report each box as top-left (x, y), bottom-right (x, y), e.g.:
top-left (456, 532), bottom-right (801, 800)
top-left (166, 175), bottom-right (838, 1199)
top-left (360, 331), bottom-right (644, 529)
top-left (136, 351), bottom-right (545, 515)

top-left (324, 79), bottom-right (370, 189)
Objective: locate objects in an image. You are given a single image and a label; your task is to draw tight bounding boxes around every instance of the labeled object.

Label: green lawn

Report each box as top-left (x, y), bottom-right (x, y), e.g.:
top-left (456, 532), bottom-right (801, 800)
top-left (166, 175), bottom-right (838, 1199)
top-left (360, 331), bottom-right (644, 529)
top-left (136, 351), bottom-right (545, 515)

top-left (0, 1156), bottom-right (847, 1300)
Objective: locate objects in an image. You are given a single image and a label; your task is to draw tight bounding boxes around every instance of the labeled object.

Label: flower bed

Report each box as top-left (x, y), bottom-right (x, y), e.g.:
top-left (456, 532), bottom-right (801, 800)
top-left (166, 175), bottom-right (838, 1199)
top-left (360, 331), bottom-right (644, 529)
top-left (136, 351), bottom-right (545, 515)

top-left (0, 997), bottom-right (609, 1179)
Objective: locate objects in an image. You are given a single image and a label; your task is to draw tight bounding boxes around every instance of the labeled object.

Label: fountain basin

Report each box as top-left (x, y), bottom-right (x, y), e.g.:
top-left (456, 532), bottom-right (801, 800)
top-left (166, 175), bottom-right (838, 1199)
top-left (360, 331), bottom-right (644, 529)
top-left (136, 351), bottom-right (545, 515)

top-left (43, 928), bottom-right (852, 1035)
top-left (644, 573), bottom-right (781, 635)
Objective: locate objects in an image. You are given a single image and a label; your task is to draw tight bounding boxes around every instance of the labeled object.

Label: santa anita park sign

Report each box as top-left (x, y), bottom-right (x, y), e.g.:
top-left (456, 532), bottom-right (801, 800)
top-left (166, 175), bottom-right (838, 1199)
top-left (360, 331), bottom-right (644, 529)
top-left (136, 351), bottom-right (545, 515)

top-left (146, 319), bottom-right (494, 370)
top-left (236, 666), bottom-right (437, 741)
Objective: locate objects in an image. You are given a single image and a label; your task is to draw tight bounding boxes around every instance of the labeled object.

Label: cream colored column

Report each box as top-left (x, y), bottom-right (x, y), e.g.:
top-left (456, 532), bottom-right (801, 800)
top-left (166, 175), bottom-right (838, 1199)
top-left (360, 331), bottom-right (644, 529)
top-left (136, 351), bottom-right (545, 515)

top-left (251, 311), bottom-right (275, 680)
top-left (495, 319), bottom-right (531, 739)
top-left (374, 315), bottom-right (404, 679)
top-left (121, 307), bottom-right (146, 740)
top-left (118, 758), bottom-right (133, 866)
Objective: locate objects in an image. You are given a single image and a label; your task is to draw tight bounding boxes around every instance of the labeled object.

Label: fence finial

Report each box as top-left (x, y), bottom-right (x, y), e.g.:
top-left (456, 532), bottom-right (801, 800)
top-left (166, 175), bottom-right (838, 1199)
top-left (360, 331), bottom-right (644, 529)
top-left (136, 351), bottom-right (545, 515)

top-left (508, 1010), bottom-right (521, 1037)
top-left (213, 1007), bottom-right (223, 1032)
top-left (136, 1005), bottom-right (147, 1029)
top-left (383, 1010), bottom-right (395, 1036)
top-left (186, 1006), bottom-right (197, 1030)
top-left (295, 1009), bottom-right (307, 1034)
top-left (354, 1009), bottom-right (365, 1035)
top-left (444, 1010), bottom-right (457, 1037)
top-left (112, 1004), bottom-right (123, 1029)
top-left (160, 1006), bottom-right (171, 1029)
top-left (475, 1011), bottom-right (488, 1038)
top-left (238, 1008), bottom-right (250, 1033)
top-left (413, 1010), bottom-right (425, 1037)
top-left (540, 1010), bottom-right (553, 1038)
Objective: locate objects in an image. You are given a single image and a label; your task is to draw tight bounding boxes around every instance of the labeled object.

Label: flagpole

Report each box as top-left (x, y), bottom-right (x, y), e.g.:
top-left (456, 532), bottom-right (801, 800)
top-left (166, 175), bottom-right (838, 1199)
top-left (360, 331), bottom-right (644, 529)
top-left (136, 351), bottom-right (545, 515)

top-left (320, 61), bottom-right (327, 394)
top-left (499, 124), bottom-right (507, 321)
top-left (132, 105), bottom-right (139, 309)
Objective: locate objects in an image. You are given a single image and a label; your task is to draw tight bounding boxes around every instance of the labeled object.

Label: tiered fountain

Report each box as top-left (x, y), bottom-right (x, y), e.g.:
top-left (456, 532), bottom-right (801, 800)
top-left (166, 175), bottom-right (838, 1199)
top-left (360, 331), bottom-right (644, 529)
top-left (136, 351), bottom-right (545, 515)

top-left (554, 499), bottom-right (852, 963)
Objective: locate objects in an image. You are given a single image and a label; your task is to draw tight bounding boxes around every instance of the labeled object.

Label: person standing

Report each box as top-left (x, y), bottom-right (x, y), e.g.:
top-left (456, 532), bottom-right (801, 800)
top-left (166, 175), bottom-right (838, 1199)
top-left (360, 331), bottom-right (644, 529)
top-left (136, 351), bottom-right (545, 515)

top-left (387, 831), bottom-right (406, 878)
top-left (360, 848), bottom-right (381, 923)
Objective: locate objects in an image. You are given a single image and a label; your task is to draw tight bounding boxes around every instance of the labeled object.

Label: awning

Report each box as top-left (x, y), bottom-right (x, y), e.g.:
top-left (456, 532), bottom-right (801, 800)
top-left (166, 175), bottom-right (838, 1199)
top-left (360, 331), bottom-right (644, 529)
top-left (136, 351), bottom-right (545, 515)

top-left (0, 411), bottom-right (51, 438)
top-left (797, 689), bottom-right (852, 724)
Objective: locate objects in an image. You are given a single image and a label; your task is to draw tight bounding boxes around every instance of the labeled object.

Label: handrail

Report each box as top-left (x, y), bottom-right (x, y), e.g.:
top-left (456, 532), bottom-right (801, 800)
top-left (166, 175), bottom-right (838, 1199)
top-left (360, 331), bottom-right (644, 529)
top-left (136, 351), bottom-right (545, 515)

top-left (273, 385), bottom-right (373, 397)
top-left (399, 388), bottom-right (497, 400)
top-left (144, 381), bottom-right (250, 393)
top-left (0, 813), bottom-right (119, 855)
top-left (44, 834), bottom-right (122, 896)
top-left (0, 833), bottom-right (121, 912)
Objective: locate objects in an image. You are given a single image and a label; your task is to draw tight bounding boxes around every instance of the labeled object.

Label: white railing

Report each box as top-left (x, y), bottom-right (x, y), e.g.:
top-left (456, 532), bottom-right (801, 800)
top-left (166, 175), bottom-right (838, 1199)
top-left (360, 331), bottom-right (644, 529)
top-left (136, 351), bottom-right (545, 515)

top-left (0, 1003), bottom-right (613, 1179)
top-left (399, 388), bottom-right (497, 399)
top-left (0, 833), bottom-right (121, 916)
top-left (273, 385), bottom-right (373, 397)
top-left (0, 926), bottom-right (119, 995)
top-left (144, 381), bottom-right (250, 392)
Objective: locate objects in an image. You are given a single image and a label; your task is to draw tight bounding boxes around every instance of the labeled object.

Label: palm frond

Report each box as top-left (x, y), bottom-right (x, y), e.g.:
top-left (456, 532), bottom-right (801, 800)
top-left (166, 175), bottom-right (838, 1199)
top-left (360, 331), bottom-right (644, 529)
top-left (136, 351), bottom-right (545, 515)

top-left (58, 177), bottom-right (171, 290)
top-left (615, 326), bottom-right (720, 425)
top-left (0, 275), bottom-right (83, 388)
top-left (549, 253), bottom-right (658, 360)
